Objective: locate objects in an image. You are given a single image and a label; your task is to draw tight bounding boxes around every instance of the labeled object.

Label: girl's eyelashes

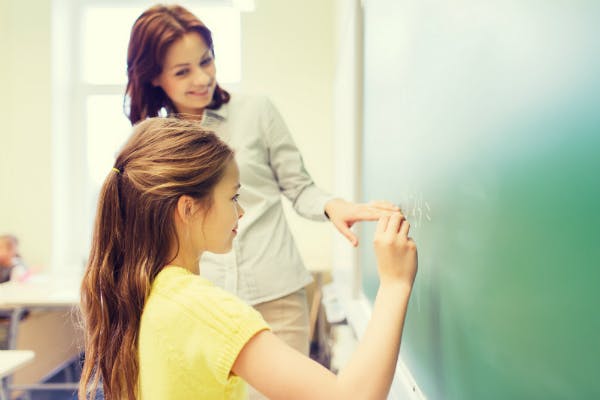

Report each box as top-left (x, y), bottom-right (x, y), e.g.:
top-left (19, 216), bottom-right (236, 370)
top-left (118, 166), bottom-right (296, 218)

top-left (175, 68), bottom-right (189, 77)
top-left (232, 194), bottom-right (240, 202)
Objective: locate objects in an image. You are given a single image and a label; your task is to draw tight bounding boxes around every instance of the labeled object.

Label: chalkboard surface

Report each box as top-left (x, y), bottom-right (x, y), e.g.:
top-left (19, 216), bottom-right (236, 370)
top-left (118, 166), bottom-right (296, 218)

top-left (360, 1), bottom-right (600, 399)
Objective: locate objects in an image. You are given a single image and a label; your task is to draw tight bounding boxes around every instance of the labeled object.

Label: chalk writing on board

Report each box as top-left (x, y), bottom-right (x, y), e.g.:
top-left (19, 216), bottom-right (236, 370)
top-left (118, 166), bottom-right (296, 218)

top-left (400, 191), bottom-right (432, 229)
top-left (400, 191), bottom-right (431, 313)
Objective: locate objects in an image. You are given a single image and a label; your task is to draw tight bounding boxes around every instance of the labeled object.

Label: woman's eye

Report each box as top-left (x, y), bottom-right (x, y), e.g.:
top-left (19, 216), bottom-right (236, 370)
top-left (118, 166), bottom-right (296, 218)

top-left (200, 57), bottom-right (213, 67)
top-left (232, 194), bottom-right (240, 202)
top-left (175, 69), bottom-right (188, 77)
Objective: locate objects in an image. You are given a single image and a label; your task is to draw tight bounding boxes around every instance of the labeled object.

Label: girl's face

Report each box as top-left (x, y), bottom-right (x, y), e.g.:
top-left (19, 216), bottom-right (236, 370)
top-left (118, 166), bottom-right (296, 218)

top-left (192, 160), bottom-right (244, 255)
top-left (152, 32), bottom-right (217, 116)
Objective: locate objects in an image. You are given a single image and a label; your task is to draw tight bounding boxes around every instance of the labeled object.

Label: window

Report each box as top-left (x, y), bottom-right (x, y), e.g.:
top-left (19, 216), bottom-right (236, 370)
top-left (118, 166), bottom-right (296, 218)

top-left (52, 0), bottom-right (244, 273)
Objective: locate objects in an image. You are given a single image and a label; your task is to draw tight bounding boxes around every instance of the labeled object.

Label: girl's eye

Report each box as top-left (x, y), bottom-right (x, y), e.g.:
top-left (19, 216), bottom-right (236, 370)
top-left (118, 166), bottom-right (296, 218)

top-left (232, 194), bottom-right (240, 202)
top-left (175, 69), bottom-right (189, 77)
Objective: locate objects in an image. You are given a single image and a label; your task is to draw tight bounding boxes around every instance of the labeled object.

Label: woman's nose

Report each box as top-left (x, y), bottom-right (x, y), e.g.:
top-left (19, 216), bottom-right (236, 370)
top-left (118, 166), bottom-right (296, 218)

top-left (192, 66), bottom-right (212, 86)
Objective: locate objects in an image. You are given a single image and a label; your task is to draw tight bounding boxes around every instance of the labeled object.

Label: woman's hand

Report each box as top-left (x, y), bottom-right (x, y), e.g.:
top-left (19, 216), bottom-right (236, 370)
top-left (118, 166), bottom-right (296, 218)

top-left (324, 198), bottom-right (400, 246)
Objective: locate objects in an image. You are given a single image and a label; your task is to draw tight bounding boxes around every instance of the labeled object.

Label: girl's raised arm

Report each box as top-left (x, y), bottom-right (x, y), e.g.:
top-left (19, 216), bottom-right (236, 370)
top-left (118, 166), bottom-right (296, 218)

top-left (232, 212), bottom-right (417, 400)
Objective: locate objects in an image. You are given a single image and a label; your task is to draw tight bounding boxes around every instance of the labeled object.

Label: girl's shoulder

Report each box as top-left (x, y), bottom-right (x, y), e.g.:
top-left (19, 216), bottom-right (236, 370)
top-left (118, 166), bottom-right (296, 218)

top-left (150, 266), bottom-right (252, 316)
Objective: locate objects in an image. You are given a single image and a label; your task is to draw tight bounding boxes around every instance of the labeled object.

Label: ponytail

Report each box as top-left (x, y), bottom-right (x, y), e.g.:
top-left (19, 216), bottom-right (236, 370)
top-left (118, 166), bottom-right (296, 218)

top-left (79, 168), bottom-right (130, 399)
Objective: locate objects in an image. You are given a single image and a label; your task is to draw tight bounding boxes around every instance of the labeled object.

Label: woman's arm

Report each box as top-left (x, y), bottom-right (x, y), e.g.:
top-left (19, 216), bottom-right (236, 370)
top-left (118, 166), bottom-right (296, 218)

top-left (261, 97), bottom-right (333, 221)
top-left (232, 213), bottom-right (417, 400)
top-left (261, 97), bottom-right (399, 242)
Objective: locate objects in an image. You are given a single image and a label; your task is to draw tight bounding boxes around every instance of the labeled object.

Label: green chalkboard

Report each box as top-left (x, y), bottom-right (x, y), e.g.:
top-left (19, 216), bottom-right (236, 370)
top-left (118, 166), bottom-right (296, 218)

top-left (360, 1), bottom-right (600, 399)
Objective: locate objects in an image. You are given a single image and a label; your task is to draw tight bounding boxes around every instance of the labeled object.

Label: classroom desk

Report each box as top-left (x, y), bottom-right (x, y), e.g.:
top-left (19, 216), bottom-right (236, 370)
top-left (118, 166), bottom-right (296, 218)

top-left (0, 275), bottom-right (81, 397)
top-left (0, 350), bottom-right (34, 400)
top-left (0, 275), bottom-right (80, 349)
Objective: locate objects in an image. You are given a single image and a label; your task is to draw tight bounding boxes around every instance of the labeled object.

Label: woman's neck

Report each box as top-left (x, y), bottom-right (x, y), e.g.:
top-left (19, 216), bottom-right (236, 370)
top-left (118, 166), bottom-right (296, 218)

top-left (175, 108), bottom-right (204, 121)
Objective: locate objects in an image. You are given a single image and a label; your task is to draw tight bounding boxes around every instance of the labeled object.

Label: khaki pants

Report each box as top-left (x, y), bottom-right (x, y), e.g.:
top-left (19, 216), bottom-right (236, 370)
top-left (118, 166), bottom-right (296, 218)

top-left (247, 288), bottom-right (310, 400)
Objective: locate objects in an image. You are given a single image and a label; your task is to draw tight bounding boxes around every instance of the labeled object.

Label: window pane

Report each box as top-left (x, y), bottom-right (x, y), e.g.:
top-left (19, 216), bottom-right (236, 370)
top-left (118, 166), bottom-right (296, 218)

top-left (82, 6), bottom-right (241, 85)
top-left (86, 95), bottom-right (131, 188)
top-left (198, 7), bottom-right (241, 84)
top-left (84, 94), bottom-right (131, 258)
top-left (82, 7), bottom-right (140, 85)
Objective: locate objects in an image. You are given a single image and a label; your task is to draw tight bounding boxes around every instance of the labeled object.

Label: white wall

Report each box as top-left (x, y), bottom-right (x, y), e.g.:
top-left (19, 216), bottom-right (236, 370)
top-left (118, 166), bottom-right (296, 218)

top-left (241, 0), bottom-right (335, 271)
top-left (0, 0), bottom-right (53, 269)
top-left (0, 1), bottom-right (82, 384)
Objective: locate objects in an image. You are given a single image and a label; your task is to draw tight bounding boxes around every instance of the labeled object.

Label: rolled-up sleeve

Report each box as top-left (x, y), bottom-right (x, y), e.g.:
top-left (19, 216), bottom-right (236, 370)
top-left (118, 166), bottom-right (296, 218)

top-left (262, 98), bottom-right (334, 221)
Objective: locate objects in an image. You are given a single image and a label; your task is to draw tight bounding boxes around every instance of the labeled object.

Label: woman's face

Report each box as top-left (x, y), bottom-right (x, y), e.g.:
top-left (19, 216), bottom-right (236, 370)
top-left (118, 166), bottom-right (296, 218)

top-left (152, 32), bottom-right (217, 116)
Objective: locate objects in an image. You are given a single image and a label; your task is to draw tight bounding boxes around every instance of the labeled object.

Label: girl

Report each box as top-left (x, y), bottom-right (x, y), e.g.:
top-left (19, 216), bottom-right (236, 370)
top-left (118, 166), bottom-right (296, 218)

top-left (125, 6), bottom-right (400, 387)
top-left (78, 117), bottom-right (417, 400)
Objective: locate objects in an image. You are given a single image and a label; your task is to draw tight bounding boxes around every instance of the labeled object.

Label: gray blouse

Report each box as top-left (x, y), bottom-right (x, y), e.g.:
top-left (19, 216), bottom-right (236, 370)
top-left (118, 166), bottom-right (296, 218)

top-left (199, 94), bottom-right (333, 305)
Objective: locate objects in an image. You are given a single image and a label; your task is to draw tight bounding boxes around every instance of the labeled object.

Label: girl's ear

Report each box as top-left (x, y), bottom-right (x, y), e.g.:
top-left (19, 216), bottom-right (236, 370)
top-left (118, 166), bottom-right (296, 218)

top-left (151, 76), bottom-right (160, 87)
top-left (176, 195), bottom-right (195, 223)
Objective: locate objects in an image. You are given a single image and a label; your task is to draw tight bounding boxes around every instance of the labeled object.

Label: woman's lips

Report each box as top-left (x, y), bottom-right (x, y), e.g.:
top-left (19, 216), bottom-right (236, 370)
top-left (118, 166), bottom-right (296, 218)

top-left (188, 90), bottom-right (208, 96)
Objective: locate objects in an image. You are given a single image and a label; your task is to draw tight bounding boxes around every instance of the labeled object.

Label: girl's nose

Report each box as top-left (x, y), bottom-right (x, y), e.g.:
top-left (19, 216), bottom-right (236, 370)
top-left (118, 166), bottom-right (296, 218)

top-left (236, 202), bottom-right (245, 219)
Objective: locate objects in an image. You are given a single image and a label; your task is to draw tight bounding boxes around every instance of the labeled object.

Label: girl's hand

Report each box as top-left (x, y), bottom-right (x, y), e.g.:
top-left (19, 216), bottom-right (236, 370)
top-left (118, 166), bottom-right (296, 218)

top-left (373, 212), bottom-right (418, 287)
top-left (324, 198), bottom-right (400, 246)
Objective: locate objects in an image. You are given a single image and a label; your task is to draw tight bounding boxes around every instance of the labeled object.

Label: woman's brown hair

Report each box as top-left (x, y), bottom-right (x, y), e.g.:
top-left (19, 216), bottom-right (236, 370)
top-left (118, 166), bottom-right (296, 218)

top-left (78, 118), bottom-right (233, 400)
top-left (125, 4), bottom-right (230, 124)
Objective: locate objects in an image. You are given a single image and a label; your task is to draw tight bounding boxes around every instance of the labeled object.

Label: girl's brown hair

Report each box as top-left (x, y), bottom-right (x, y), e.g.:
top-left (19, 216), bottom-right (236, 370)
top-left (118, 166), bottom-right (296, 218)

top-left (125, 4), bottom-right (230, 124)
top-left (78, 118), bottom-right (233, 400)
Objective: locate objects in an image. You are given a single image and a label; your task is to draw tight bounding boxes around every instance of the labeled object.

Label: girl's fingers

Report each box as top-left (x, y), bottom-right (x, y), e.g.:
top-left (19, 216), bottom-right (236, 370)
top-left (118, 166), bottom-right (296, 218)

top-left (386, 212), bottom-right (404, 234)
top-left (399, 218), bottom-right (411, 238)
top-left (376, 214), bottom-right (391, 235)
